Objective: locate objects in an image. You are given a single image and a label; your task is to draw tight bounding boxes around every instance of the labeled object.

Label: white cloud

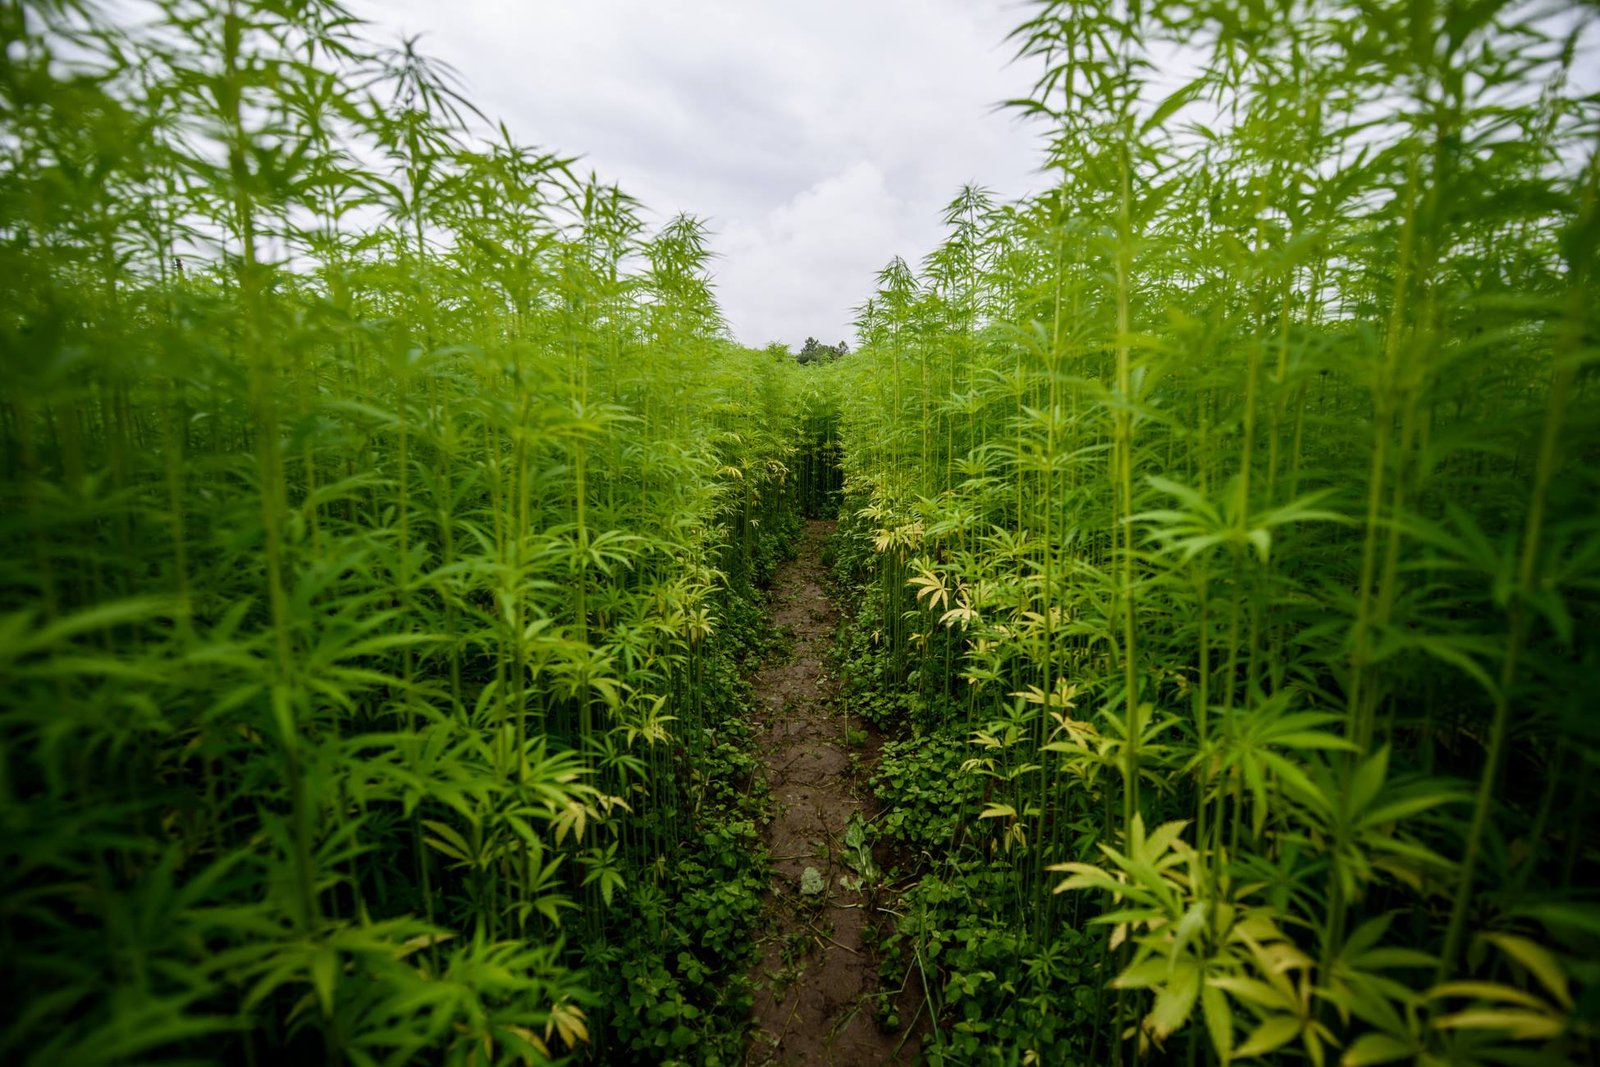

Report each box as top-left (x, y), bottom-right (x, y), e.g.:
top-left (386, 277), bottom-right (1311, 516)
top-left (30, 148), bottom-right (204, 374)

top-left (715, 161), bottom-right (910, 349)
top-left (345, 0), bottom-right (1047, 348)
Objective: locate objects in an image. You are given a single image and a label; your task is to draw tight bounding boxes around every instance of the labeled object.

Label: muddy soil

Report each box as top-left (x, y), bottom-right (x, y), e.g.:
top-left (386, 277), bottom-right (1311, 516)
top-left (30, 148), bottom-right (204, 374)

top-left (744, 519), bottom-right (917, 1067)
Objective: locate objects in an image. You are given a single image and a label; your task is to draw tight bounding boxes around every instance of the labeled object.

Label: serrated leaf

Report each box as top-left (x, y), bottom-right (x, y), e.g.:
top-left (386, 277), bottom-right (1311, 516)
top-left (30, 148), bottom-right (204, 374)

top-left (1148, 962), bottom-right (1201, 1038)
top-left (1203, 981), bottom-right (1234, 1060)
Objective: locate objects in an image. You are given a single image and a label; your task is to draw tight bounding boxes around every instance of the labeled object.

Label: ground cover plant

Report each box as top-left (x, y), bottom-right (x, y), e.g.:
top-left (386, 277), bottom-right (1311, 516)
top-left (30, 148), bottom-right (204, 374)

top-left (824, 0), bottom-right (1600, 1064)
top-left (0, 2), bottom-right (808, 1063)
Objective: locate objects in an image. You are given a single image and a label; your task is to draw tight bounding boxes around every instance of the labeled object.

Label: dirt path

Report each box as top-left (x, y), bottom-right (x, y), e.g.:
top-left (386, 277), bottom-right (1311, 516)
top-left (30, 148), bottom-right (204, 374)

top-left (745, 520), bottom-right (912, 1067)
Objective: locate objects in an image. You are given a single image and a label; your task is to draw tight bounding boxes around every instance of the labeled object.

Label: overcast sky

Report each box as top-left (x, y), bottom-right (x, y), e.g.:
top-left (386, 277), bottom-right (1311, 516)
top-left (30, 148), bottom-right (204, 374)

top-left (345, 0), bottom-right (1047, 350)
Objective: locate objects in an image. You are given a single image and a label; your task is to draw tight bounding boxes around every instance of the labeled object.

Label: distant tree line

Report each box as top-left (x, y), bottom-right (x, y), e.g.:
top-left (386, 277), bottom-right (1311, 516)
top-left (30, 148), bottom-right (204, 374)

top-left (796, 337), bottom-right (849, 364)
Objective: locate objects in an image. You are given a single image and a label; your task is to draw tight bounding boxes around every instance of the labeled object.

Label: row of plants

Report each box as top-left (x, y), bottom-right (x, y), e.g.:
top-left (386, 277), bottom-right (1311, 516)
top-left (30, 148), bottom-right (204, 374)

top-left (824, 0), bottom-right (1598, 1063)
top-left (1, 2), bottom-right (806, 1063)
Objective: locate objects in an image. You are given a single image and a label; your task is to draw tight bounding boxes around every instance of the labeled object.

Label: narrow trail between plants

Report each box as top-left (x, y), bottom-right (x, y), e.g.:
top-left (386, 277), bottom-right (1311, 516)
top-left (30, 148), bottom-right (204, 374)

top-left (745, 520), bottom-right (912, 1066)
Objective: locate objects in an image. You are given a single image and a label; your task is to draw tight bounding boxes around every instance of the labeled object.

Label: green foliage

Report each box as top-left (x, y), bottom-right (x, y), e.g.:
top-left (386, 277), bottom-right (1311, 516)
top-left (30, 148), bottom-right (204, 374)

top-left (873, 730), bottom-right (987, 851)
top-left (795, 337), bottom-right (849, 365)
top-left (825, 0), bottom-right (1600, 1062)
top-left (0, 1), bottom-right (810, 1062)
top-left (582, 626), bottom-right (773, 1063)
top-left (7, 0), bottom-right (1600, 1063)
top-left (891, 870), bottom-right (1100, 1065)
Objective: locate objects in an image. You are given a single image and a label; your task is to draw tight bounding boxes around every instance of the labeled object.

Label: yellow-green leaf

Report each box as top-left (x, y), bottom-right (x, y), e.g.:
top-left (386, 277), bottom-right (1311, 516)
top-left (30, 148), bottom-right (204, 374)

top-left (1341, 1032), bottom-right (1415, 1066)
top-left (1148, 961), bottom-right (1201, 1039)
top-left (1211, 975), bottom-right (1294, 1013)
top-left (1203, 983), bottom-right (1234, 1061)
top-left (421, 819), bottom-right (473, 863)
top-left (1233, 1014), bottom-right (1300, 1059)
top-left (1432, 1008), bottom-right (1562, 1041)
top-left (1482, 933), bottom-right (1571, 1009)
